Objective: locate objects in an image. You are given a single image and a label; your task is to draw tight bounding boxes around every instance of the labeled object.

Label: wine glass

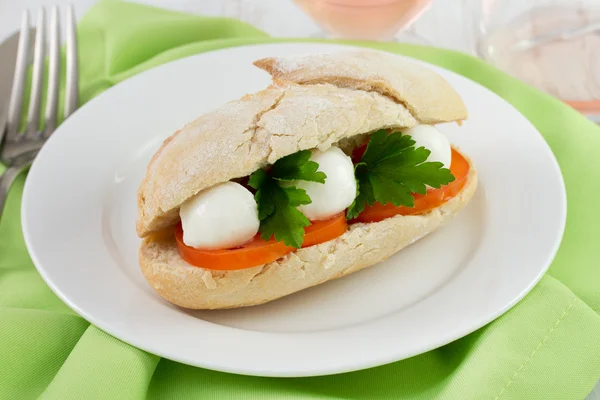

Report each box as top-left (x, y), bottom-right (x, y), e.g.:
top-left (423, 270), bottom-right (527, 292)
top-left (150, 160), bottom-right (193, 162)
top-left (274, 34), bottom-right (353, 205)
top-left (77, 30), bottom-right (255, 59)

top-left (476, 0), bottom-right (600, 122)
top-left (293, 0), bottom-right (433, 42)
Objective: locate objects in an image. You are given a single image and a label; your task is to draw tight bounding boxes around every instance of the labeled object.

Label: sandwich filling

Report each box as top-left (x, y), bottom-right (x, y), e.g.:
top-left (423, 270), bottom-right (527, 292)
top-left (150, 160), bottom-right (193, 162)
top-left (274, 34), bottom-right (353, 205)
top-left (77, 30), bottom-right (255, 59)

top-left (175, 124), bottom-right (469, 270)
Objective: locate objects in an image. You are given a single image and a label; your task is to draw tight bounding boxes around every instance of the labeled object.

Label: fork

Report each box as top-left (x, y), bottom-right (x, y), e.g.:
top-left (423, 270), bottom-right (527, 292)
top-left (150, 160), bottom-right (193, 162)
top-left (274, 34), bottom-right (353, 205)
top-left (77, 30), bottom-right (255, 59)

top-left (0, 6), bottom-right (78, 221)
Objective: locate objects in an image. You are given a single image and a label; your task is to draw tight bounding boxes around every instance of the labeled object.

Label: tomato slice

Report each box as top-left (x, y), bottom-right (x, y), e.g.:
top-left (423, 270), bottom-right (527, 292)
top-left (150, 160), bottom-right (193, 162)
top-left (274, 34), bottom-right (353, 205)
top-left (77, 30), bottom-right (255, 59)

top-left (352, 149), bottom-right (470, 223)
top-left (302, 213), bottom-right (348, 247)
top-left (351, 143), bottom-right (368, 164)
top-left (175, 213), bottom-right (348, 270)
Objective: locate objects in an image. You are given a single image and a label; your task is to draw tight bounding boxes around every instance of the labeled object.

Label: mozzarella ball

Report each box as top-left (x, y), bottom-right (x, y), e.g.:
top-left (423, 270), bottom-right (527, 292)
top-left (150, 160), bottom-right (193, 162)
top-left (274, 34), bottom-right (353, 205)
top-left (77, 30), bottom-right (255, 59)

top-left (402, 124), bottom-right (452, 169)
top-left (179, 181), bottom-right (259, 250)
top-left (291, 146), bottom-right (357, 221)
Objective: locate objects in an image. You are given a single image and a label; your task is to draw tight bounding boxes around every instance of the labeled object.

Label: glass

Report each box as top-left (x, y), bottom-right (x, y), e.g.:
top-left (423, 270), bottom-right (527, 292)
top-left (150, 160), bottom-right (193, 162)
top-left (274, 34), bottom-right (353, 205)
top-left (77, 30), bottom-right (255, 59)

top-left (293, 0), bottom-right (433, 41)
top-left (476, 0), bottom-right (600, 122)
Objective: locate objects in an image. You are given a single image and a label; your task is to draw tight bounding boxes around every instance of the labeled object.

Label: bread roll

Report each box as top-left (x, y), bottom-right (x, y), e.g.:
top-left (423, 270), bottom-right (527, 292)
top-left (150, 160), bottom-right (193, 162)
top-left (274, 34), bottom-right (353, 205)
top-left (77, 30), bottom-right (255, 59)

top-left (136, 50), bottom-right (475, 309)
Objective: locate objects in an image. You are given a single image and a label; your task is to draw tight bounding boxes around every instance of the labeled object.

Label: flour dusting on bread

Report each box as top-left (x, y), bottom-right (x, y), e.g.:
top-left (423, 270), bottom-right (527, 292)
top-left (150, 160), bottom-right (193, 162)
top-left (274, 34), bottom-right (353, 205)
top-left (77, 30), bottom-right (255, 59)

top-left (254, 50), bottom-right (468, 124)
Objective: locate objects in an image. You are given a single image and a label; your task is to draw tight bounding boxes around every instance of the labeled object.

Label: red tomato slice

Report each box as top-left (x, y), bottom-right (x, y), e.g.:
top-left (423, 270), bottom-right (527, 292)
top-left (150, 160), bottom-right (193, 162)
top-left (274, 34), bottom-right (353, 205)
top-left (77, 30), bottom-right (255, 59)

top-left (175, 214), bottom-right (348, 270)
top-left (302, 213), bottom-right (348, 247)
top-left (352, 149), bottom-right (470, 223)
top-left (351, 143), bottom-right (368, 164)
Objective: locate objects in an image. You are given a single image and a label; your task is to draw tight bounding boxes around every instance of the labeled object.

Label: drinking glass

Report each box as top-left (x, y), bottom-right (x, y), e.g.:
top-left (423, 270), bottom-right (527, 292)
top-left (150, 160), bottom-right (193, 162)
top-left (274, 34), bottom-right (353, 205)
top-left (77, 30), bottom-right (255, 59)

top-left (476, 0), bottom-right (600, 122)
top-left (293, 0), bottom-right (433, 41)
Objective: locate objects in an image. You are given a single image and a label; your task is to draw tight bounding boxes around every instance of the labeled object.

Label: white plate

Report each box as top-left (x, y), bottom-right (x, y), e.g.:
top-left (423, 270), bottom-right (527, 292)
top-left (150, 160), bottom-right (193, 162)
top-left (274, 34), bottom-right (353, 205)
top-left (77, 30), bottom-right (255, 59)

top-left (21, 43), bottom-right (566, 377)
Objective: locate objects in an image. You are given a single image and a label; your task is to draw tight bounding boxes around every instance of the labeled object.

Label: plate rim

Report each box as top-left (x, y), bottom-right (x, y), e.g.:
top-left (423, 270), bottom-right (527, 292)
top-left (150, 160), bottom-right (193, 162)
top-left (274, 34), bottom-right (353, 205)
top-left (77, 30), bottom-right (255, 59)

top-left (21, 42), bottom-right (567, 377)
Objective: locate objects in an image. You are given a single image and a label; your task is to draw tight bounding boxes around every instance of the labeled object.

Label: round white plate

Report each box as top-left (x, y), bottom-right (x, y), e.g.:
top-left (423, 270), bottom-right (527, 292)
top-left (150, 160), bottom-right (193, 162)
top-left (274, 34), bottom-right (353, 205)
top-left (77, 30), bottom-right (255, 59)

top-left (22, 43), bottom-right (566, 377)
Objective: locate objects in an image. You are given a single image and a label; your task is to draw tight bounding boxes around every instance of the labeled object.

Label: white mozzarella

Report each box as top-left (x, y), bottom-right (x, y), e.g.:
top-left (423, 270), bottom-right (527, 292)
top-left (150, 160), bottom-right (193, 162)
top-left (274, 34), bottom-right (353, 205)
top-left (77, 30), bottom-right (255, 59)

top-left (291, 146), bottom-right (357, 221)
top-left (179, 181), bottom-right (259, 250)
top-left (402, 124), bottom-right (452, 169)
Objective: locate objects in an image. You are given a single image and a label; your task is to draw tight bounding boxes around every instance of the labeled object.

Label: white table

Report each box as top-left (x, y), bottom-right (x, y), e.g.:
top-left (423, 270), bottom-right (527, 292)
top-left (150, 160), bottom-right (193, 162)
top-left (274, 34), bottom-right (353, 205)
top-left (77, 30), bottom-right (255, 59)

top-left (0, 1), bottom-right (597, 398)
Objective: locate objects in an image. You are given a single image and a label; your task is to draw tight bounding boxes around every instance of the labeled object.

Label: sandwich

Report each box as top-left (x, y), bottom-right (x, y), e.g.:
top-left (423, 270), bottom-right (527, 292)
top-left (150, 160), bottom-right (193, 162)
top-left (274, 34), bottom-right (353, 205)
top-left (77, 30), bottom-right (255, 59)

top-left (136, 50), bottom-right (478, 310)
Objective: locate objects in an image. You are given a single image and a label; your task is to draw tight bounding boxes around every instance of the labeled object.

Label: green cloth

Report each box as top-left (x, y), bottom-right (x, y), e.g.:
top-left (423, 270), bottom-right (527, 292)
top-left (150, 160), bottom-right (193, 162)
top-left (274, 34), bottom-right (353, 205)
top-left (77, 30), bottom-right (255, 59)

top-left (1, 0), bottom-right (599, 398)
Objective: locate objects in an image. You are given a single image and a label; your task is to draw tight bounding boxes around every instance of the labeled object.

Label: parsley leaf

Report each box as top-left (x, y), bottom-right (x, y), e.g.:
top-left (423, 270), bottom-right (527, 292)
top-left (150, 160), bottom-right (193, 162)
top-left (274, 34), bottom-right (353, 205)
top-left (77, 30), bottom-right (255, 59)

top-left (347, 130), bottom-right (455, 219)
top-left (346, 167), bottom-right (372, 220)
top-left (270, 150), bottom-right (327, 183)
top-left (248, 150), bottom-right (327, 248)
top-left (250, 175), bottom-right (311, 248)
top-left (249, 169), bottom-right (273, 220)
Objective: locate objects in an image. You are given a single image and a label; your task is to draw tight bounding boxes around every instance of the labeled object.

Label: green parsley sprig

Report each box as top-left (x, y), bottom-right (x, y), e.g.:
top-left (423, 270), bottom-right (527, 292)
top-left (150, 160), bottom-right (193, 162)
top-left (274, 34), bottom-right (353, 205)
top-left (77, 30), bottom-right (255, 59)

top-left (347, 130), bottom-right (455, 220)
top-left (249, 150), bottom-right (326, 248)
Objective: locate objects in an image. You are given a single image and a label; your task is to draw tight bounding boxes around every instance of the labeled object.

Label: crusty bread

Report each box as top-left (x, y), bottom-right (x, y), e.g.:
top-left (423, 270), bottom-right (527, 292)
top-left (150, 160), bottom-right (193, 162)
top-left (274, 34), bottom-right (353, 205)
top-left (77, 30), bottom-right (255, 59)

top-left (136, 50), bottom-right (468, 237)
top-left (253, 51), bottom-right (468, 124)
top-left (139, 150), bottom-right (477, 310)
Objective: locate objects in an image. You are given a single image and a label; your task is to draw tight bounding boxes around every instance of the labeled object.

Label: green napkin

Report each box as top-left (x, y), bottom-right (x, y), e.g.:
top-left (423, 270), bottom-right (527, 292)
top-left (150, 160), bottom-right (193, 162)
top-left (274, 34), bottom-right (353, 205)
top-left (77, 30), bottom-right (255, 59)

top-left (1, 1), bottom-right (599, 399)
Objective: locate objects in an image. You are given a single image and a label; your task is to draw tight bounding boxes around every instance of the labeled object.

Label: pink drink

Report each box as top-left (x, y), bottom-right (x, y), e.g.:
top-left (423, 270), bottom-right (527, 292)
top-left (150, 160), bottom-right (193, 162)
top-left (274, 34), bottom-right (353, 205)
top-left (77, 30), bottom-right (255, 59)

top-left (478, 2), bottom-right (600, 122)
top-left (295, 0), bottom-right (433, 40)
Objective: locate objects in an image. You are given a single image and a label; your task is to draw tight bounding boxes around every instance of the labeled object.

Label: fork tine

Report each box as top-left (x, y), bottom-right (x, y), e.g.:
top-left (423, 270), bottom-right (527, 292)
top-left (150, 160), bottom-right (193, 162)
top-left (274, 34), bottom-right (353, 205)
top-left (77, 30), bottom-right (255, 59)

top-left (5, 11), bottom-right (31, 140)
top-left (43, 6), bottom-right (60, 136)
top-left (64, 5), bottom-right (78, 119)
top-left (25, 8), bottom-right (46, 136)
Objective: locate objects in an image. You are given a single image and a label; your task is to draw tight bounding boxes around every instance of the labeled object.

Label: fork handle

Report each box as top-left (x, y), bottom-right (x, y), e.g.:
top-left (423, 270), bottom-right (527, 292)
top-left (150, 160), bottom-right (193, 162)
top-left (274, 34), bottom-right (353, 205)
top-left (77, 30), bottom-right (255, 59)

top-left (0, 165), bottom-right (26, 223)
